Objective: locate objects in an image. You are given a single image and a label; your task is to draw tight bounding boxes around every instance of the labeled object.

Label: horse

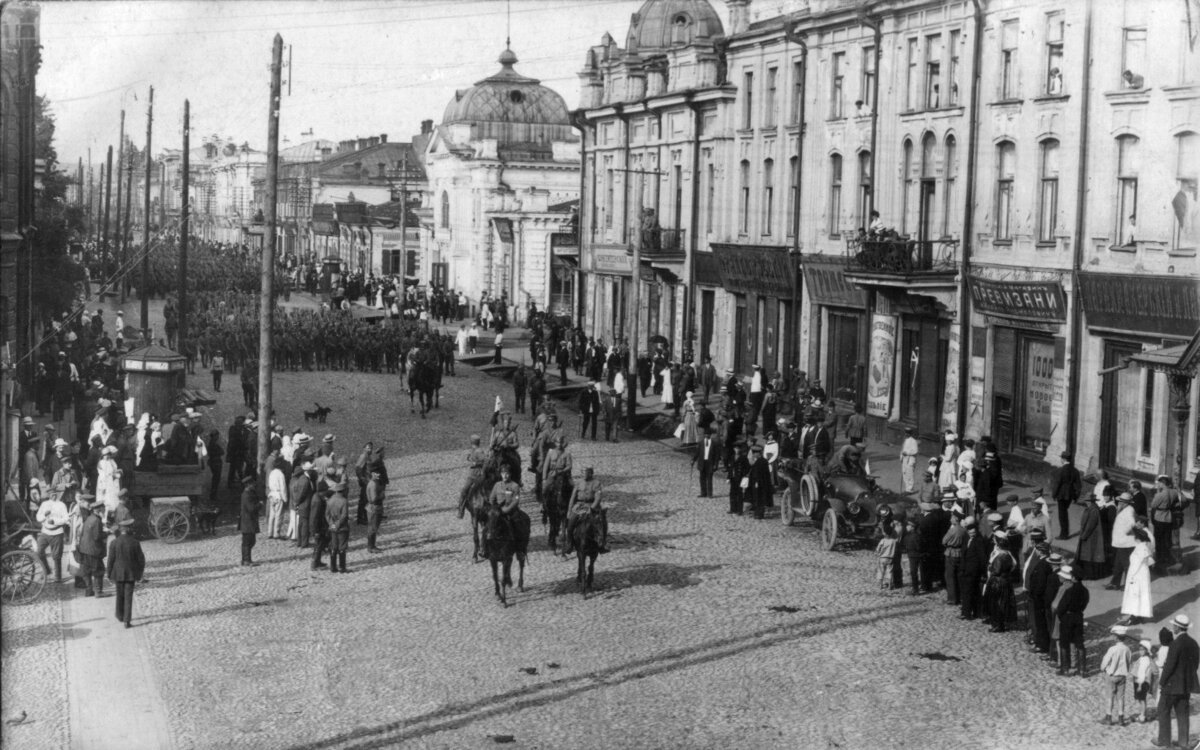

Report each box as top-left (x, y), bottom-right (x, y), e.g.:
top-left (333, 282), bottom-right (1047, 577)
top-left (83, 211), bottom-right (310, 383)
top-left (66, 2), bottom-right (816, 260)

top-left (406, 360), bottom-right (438, 418)
top-left (483, 506), bottom-right (530, 607)
top-left (570, 510), bottom-right (602, 596)
top-left (460, 454), bottom-right (523, 562)
top-left (540, 471), bottom-right (572, 554)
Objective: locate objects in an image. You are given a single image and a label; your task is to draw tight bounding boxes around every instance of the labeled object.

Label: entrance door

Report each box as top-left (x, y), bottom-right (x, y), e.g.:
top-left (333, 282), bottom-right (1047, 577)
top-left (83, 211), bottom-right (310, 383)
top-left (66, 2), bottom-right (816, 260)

top-left (734, 301), bottom-right (747, 373)
top-left (1100, 340), bottom-right (1144, 471)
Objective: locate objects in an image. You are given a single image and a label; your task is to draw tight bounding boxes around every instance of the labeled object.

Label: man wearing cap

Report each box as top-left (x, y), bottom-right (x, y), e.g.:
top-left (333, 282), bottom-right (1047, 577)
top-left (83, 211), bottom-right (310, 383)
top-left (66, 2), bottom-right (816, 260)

top-left (326, 479), bottom-right (351, 573)
top-left (1054, 565), bottom-right (1090, 676)
top-left (728, 442), bottom-right (751, 516)
top-left (1150, 475), bottom-right (1182, 575)
top-left (1025, 544), bottom-right (1056, 654)
top-left (76, 498), bottom-right (108, 597)
top-left (1051, 451), bottom-right (1082, 539)
top-left (1108, 492), bottom-right (1138, 590)
top-left (601, 388), bottom-right (621, 443)
top-left (238, 475), bottom-right (260, 566)
top-left (826, 443), bottom-right (866, 479)
top-left (941, 509), bottom-right (967, 605)
top-left (1025, 492), bottom-right (1051, 543)
top-left (459, 435), bottom-right (489, 519)
top-left (1155, 613), bottom-right (1199, 748)
top-left (365, 467), bottom-right (385, 553)
top-left (1101, 625), bottom-right (1134, 725)
top-left (578, 382), bottom-right (601, 441)
top-left (312, 435), bottom-right (337, 477)
top-left (106, 519), bottom-right (145, 628)
top-left (959, 517), bottom-right (987, 620)
top-left (309, 468), bottom-right (330, 569)
top-left (35, 487), bottom-right (70, 583)
top-left (564, 467), bottom-right (608, 554)
top-left (693, 428), bottom-right (721, 499)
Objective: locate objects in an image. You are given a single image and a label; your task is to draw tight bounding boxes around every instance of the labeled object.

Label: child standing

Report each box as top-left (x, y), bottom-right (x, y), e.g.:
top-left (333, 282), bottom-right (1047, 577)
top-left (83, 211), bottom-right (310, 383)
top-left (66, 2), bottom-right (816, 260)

top-left (875, 522), bottom-right (898, 590)
top-left (1099, 624), bottom-right (1133, 726)
top-left (904, 519), bottom-right (922, 595)
top-left (1131, 639), bottom-right (1159, 723)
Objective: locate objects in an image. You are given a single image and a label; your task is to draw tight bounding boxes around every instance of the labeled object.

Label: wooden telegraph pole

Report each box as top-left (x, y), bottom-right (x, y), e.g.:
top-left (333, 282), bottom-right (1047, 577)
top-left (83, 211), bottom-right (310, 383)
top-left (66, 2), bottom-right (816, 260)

top-left (114, 110), bottom-right (125, 303)
top-left (140, 87), bottom-right (153, 333)
top-left (102, 146), bottom-right (113, 259)
top-left (122, 142), bottom-right (133, 301)
top-left (257, 34), bottom-right (283, 474)
top-left (179, 99), bottom-right (190, 347)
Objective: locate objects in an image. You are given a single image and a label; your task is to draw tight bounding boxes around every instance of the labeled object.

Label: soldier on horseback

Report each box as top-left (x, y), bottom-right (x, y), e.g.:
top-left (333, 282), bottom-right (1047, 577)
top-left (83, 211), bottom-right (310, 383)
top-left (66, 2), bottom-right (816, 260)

top-left (487, 464), bottom-right (522, 515)
top-left (490, 410), bottom-right (522, 482)
top-left (458, 434), bottom-right (489, 519)
top-left (564, 467), bottom-right (609, 555)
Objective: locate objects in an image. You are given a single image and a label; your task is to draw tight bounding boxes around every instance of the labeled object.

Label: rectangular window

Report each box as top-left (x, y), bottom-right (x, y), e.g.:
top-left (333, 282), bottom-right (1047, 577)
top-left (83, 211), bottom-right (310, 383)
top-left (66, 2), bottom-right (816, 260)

top-left (790, 60), bottom-right (804, 124)
top-left (742, 71), bottom-right (755, 129)
top-left (701, 108), bottom-right (717, 136)
top-left (948, 30), bottom-right (961, 105)
top-left (1116, 136), bottom-right (1140, 246)
top-left (787, 156), bottom-right (798, 237)
top-left (831, 52), bottom-right (845, 119)
top-left (996, 142), bottom-right (1015, 241)
top-left (1045, 12), bottom-right (1064, 94)
top-left (762, 160), bottom-right (774, 235)
top-left (1038, 140), bottom-right (1060, 242)
top-left (942, 138), bottom-right (957, 237)
top-left (1141, 372), bottom-right (1156, 456)
top-left (829, 154), bottom-right (843, 237)
top-left (1175, 133), bottom-right (1198, 250)
top-left (632, 120), bottom-right (646, 143)
top-left (925, 34), bottom-right (942, 109)
top-left (857, 151), bottom-right (872, 230)
top-left (739, 161), bottom-right (750, 234)
top-left (1122, 28), bottom-right (1146, 88)
top-left (604, 157), bottom-right (614, 229)
top-left (765, 66), bottom-right (778, 128)
top-left (706, 160), bottom-right (715, 234)
top-left (1182, 25), bottom-right (1198, 84)
top-left (860, 46), bottom-right (876, 113)
top-left (1001, 20), bottom-right (1019, 99)
top-left (906, 38), bottom-right (920, 110)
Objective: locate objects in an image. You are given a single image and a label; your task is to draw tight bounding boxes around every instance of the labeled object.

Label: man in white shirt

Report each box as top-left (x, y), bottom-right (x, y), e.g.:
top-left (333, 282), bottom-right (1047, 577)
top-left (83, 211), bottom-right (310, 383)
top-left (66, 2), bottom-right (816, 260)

top-left (266, 461), bottom-right (289, 539)
top-left (1106, 492), bottom-right (1137, 590)
top-left (612, 368), bottom-right (627, 428)
top-left (36, 493), bottom-right (70, 583)
top-left (900, 426), bottom-right (920, 493)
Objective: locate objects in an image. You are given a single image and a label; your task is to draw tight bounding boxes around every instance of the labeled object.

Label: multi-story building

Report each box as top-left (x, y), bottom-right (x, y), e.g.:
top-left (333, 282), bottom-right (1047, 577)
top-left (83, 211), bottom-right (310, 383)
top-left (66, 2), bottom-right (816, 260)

top-left (419, 45), bottom-right (579, 322)
top-left (274, 138), bottom-right (335, 260)
top-left (576, 0), bottom-right (730, 357)
top-left (208, 142), bottom-right (265, 244)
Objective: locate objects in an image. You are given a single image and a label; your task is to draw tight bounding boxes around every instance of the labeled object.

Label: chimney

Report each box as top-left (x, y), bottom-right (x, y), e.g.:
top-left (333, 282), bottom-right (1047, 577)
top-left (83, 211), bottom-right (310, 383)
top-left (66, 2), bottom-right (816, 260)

top-left (726, 0), bottom-right (750, 35)
top-left (380, 134), bottom-right (388, 144)
top-left (356, 138), bottom-right (368, 151)
top-left (421, 119), bottom-right (434, 134)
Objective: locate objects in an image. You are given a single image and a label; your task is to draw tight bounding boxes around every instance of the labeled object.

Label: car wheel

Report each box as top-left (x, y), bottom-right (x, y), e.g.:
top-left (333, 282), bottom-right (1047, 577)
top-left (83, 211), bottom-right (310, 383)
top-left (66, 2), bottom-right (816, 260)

top-left (821, 509), bottom-right (838, 550)
top-left (799, 473), bottom-right (818, 518)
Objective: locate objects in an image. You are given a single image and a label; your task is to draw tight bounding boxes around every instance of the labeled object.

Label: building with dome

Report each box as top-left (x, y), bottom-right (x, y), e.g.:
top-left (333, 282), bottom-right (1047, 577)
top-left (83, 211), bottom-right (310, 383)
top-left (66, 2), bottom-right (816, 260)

top-left (417, 46), bottom-right (580, 322)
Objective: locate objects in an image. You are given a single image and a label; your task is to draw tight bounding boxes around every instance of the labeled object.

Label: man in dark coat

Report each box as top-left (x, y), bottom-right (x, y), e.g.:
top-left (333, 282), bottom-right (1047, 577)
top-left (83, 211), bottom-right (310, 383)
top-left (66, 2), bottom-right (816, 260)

top-left (106, 520), bottom-right (145, 628)
top-left (1156, 614), bottom-right (1199, 749)
top-left (528, 370), bottom-right (546, 415)
top-left (959, 519), bottom-right (988, 620)
top-left (974, 452), bottom-right (1004, 512)
top-left (727, 442), bottom-right (750, 515)
top-left (512, 365), bottom-right (528, 414)
top-left (1025, 545), bottom-right (1056, 655)
top-left (1054, 565), bottom-right (1090, 676)
top-left (1050, 451), bottom-right (1082, 538)
top-left (77, 498), bottom-right (108, 597)
top-left (692, 429), bottom-right (721, 498)
top-left (601, 388), bottom-right (621, 443)
top-left (290, 462), bottom-right (315, 548)
top-left (226, 416), bottom-right (246, 489)
top-left (556, 342), bottom-right (571, 386)
top-left (309, 472), bottom-right (329, 570)
top-left (917, 500), bottom-right (945, 593)
top-left (578, 383), bottom-right (600, 441)
top-left (745, 445), bottom-right (773, 520)
top-left (238, 475), bottom-right (260, 566)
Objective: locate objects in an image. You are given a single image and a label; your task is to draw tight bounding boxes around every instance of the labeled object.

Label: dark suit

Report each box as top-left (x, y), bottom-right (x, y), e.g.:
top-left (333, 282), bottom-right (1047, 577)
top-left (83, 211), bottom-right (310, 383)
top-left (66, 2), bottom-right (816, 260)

top-left (1051, 462), bottom-right (1082, 537)
top-left (959, 534), bottom-right (988, 619)
top-left (290, 472), bottom-right (315, 547)
top-left (693, 437), bottom-right (721, 497)
top-left (106, 532), bottom-right (145, 625)
top-left (602, 395), bottom-right (621, 442)
top-left (309, 490), bottom-right (329, 569)
top-left (1054, 580), bottom-right (1089, 673)
top-left (1026, 556), bottom-right (1055, 652)
top-left (239, 484), bottom-right (260, 564)
top-left (1158, 632), bottom-right (1199, 747)
top-left (745, 457), bottom-right (773, 519)
top-left (802, 425), bottom-right (832, 461)
top-left (917, 511), bottom-right (944, 592)
top-left (728, 454), bottom-right (750, 515)
top-left (579, 388), bottom-right (600, 440)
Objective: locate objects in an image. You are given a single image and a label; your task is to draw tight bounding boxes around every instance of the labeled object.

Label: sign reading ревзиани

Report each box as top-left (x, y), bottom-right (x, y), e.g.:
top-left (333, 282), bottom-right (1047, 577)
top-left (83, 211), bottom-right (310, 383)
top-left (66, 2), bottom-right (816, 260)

top-left (967, 276), bottom-right (1067, 322)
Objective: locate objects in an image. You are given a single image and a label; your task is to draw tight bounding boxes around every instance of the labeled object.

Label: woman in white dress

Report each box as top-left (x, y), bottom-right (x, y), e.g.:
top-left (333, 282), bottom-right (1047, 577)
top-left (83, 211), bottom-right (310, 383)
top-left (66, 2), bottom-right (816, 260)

top-left (96, 445), bottom-right (122, 518)
top-left (1119, 527), bottom-right (1155, 625)
top-left (660, 364), bottom-right (674, 406)
top-left (680, 392), bottom-right (699, 445)
top-left (938, 431), bottom-right (960, 489)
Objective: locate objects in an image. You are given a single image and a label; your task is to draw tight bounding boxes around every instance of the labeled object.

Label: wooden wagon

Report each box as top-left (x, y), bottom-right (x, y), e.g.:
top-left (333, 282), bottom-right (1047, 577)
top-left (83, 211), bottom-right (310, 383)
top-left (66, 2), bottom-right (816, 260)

top-left (133, 466), bottom-right (208, 543)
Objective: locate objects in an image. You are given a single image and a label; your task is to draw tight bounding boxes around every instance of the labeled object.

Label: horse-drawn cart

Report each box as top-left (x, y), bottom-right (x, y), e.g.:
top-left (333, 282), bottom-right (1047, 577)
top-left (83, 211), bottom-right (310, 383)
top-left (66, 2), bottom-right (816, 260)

top-left (1, 524), bottom-right (47, 604)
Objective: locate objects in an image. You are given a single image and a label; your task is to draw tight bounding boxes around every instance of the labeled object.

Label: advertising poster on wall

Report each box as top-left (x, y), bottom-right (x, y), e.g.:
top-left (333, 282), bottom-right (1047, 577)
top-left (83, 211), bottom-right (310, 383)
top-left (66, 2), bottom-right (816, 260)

top-left (1022, 339), bottom-right (1056, 449)
top-left (941, 326), bottom-right (960, 432)
top-left (867, 314), bottom-right (897, 417)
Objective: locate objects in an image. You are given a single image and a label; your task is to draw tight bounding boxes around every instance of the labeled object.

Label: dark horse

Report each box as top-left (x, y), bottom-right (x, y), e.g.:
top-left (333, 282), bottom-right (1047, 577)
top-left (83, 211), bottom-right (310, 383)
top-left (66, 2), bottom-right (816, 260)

top-left (540, 471), bottom-right (572, 554)
top-left (571, 510), bottom-right (602, 596)
top-left (407, 360), bottom-right (440, 418)
top-left (483, 506), bottom-right (530, 607)
top-left (460, 454), bottom-right (522, 562)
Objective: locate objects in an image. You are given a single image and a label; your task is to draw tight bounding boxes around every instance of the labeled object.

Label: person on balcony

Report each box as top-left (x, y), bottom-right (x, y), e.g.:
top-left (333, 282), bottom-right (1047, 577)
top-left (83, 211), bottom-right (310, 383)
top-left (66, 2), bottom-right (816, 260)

top-left (640, 208), bottom-right (661, 251)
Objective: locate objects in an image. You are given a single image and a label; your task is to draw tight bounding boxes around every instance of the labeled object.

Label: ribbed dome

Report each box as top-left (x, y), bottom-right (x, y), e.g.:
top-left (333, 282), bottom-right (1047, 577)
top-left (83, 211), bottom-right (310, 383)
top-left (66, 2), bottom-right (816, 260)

top-left (625, 0), bottom-right (724, 51)
top-left (442, 47), bottom-right (573, 145)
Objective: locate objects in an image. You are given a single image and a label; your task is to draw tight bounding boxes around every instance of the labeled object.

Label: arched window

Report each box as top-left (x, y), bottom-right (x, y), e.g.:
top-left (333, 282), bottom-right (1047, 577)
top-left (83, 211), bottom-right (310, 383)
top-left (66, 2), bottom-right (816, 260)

top-left (440, 191), bottom-right (450, 229)
top-left (995, 141), bottom-right (1016, 241)
top-left (856, 151), bottom-right (872, 230)
top-left (1038, 139), bottom-right (1060, 243)
top-left (921, 133), bottom-right (936, 178)
top-left (828, 153), bottom-right (843, 237)
top-left (762, 158), bottom-right (775, 235)
top-left (739, 160), bottom-right (751, 234)
top-left (942, 136), bottom-right (957, 236)
top-left (901, 139), bottom-right (914, 235)
top-left (1115, 135), bottom-right (1139, 246)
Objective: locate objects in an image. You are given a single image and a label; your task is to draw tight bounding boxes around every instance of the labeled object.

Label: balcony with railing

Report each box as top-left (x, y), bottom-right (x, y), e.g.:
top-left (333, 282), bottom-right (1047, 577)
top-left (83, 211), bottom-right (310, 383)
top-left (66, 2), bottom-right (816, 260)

top-left (636, 227), bottom-right (686, 259)
top-left (843, 234), bottom-right (959, 284)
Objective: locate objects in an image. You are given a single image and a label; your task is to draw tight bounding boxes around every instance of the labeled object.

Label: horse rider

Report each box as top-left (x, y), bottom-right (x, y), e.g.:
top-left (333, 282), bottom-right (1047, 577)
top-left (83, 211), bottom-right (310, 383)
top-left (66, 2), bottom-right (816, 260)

top-left (458, 434), bottom-right (489, 519)
top-left (564, 467), bottom-right (609, 555)
top-left (490, 411), bottom-right (521, 480)
top-left (540, 435), bottom-right (573, 517)
top-left (487, 464), bottom-right (522, 516)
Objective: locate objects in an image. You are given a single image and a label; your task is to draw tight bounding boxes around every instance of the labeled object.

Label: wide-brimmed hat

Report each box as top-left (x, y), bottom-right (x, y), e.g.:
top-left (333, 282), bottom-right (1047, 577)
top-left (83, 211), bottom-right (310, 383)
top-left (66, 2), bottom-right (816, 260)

top-left (1173, 614), bottom-right (1191, 629)
top-left (1047, 553), bottom-right (1064, 566)
top-left (1111, 625), bottom-right (1129, 637)
top-left (1057, 564), bottom-right (1075, 580)
top-left (52, 438), bottom-right (68, 449)
top-left (323, 434), bottom-right (335, 444)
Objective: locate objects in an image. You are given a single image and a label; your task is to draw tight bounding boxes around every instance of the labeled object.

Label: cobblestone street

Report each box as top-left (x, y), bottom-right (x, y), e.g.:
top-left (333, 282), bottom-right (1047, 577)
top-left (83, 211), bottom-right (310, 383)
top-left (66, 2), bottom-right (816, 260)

top-left (4, 322), bottom-right (1195, 750)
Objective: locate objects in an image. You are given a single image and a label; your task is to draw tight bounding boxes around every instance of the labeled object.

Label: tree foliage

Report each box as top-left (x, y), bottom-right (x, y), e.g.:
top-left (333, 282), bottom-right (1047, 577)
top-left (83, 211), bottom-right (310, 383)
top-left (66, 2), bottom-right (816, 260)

top-left (33, 95), bottom-right (87, 321)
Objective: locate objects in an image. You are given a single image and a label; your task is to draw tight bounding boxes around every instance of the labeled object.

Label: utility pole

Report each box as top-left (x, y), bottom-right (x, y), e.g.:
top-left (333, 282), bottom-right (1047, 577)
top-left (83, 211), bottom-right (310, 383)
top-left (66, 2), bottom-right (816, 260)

top-left (140, 87), bottom-right (153, 333)
top-left (102, 145), bottom-right (113, 264)
top-left (122, 146), bottom-right (133, 303)
top-left (114, 110), bottom-right (126, 302)
top-left (257, 34), bottom-right (283, 475)
top-left (179, 99), bottom-right (190, 348)
top-left (94, 162), bottom-right (103, 247)
top-left (615, 166), bottom-right (663, 427)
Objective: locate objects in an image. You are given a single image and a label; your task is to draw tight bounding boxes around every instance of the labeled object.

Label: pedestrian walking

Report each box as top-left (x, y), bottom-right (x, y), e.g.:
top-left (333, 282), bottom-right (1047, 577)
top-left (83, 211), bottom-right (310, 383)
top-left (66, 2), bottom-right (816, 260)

top-left (106, 519), bottom-right (145, 628)
top-left (602, 388), bottom-right (621, 443)
top-left (900, 426), bottom-right (919, 493)
top-left (578, 382), bottom-right (600, 441)
top-left (76, 498), bottom-right (107, 597)
top-left (512, 364), bottom-right (528, 414)
top-left (210, 351), bottom-right (225, 392)
top-left (745, 444), bottom-right (772, 520)
top-left (1154, 614), bottom-right (1198, 749)
top-left (1100, 625), bottom-right (1134, 726)
top-left (35, 490), bottom-right (69, 583)
top-left (238, 475), bottom-right (260, 566)
top-left (692, 429), bottom-right (720, 498)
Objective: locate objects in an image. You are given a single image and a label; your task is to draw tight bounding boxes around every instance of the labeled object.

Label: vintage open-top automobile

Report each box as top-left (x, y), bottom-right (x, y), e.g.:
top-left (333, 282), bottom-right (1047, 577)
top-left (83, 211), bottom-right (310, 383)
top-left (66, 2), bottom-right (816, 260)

top-left (779, 460), bottom-right (911, 550)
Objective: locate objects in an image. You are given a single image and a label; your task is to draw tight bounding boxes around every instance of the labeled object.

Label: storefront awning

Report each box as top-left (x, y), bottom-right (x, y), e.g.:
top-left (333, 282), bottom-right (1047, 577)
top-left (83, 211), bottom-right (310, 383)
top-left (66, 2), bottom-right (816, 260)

top-left (711, 243), bottom-right (794, 297)
top-left (804, 259), bottom-right (868, 308)
top-left (1078, 272), bottom-right (1200, 337)
top-left (1124, 329), bottom-right (1200, 376)
top-left (553, 255), bottom-right (579, 270)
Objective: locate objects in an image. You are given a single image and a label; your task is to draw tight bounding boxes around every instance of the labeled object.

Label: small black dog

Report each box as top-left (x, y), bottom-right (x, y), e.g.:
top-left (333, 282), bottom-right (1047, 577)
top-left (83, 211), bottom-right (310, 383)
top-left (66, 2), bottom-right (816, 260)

top-left (304, 403), bottom-right (333, 423)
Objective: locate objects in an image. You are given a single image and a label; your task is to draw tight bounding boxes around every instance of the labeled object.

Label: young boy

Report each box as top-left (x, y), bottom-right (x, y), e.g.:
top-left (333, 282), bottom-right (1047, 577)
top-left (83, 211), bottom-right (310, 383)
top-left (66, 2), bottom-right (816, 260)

top-left (1131, 639), bottom-right (1158, 723)
top-left (1099, 624), bottom-right (1133, 725)
top-left (875, 521), bottom-right (899, 590)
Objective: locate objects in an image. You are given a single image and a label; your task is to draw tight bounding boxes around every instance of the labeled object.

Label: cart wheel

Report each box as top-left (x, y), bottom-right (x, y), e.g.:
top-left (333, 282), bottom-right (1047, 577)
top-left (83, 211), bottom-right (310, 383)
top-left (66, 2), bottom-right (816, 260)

top-left (821, 509), bottom-right (839, 551)
top-left (799, 474), bottom-right (819, 518)
top-left (155, 508), bottom-right (190, 544)
top-left (1, 550), bottom-right (47, 604)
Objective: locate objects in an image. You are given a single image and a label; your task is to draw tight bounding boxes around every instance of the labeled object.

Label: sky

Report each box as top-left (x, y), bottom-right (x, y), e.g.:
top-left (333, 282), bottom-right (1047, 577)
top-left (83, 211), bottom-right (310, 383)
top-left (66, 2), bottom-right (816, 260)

top-left (37, 0), bottom-right (729, 168)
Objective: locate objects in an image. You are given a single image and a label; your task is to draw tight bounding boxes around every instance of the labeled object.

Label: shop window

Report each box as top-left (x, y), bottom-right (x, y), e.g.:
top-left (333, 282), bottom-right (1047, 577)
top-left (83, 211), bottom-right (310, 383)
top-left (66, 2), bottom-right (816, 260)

top-left (739, 160), bottom-right (751, 234)
top-left (1115, 136), bottom-right (1139, 246)
top-left (765, 66), bottom-right (778, 128)
top-left (1000, 20), bottom-right (1019, 99)
top-left (942, 136), bottom-right (957, 237)
top-left (828, 153), bottom-right (843, 237)
top-left (1038, 139), bottom-right (1060, 243)
top-left (996, 141), bottom-right (1016, 241)
top-left (1174, 132), bottom-right (1198, 251)
top-left (860, 46), bottom-right (876, 113)
top-left (925, 34), bottom-right (942, 109)
top-left (828, 312), bottom-right (862, 404)
top-left (762, 159), bottom-right (775, 236)
top-left (831, 52), bottom-right (845, 119)
top-left (1045, 12), bottom-right (1064, 95)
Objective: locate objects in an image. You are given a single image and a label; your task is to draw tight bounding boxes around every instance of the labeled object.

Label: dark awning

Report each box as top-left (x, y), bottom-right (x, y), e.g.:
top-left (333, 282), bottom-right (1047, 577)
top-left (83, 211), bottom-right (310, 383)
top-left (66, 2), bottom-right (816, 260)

top-left (804, 259), bottom-right (868, 308)
top-left (1078, 272), bottom-right (1200, 337)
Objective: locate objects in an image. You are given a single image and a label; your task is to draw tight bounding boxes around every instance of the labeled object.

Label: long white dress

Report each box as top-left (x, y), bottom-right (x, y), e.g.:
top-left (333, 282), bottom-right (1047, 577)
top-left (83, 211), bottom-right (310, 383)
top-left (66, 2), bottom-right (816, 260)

top-left (938, 444), bottom-right (959, 488)
top-left (660, 368), bottom-right (673, 405)
top-left (96, 456), bottom-right (121, 516)
top-left (1121, 540), bottom-right (1154, 619)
